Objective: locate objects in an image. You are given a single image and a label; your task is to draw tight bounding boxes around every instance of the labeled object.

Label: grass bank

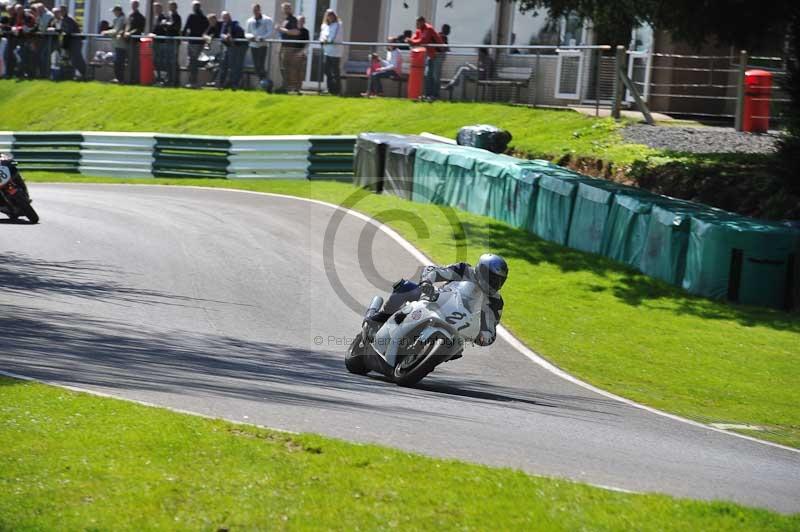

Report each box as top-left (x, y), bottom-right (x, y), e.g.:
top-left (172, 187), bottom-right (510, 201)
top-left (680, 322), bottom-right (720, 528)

top-left (0, 80), bottom-right (652, 165)
top-left (2, 377), bottom-right (797, 530)
top-left (26, 175), bottom-right (800, 449)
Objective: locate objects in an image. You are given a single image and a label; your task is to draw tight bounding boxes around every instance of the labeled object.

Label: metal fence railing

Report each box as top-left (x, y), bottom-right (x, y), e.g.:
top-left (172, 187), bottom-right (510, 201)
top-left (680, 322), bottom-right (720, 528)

top-left (0, 30), bottom-right (791, 128)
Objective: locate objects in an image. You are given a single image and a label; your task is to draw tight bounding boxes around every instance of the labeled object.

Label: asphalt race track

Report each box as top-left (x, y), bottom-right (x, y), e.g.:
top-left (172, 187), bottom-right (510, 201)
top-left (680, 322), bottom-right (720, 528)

top-left (1, 184), bottom-right (798, 513)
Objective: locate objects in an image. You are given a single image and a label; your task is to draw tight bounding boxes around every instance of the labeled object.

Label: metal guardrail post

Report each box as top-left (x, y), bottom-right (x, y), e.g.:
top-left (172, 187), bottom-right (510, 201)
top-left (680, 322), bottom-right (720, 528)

top-left (594, 47), bottom-right (602, 117)
top-left (318, 43), bottom-right (324, 94)
top-left (612, 45), bottom-right (625, 119)
top-left (734, 50), bottom-right (748, 131)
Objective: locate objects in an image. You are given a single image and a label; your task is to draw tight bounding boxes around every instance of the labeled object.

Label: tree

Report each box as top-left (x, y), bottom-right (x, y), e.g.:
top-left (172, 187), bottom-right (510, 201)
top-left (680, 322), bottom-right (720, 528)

top-left (512, 1), bottom-right (793, 49)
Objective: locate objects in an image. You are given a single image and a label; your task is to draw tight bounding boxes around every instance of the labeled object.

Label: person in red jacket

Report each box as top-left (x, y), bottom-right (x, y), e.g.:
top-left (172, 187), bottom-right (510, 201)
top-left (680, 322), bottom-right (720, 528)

top-left (407, 16), bottom-right (444, 101)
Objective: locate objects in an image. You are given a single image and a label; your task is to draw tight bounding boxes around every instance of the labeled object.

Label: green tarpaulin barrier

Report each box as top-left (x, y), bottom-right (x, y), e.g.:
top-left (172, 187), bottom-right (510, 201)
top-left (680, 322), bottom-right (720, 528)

top-left (640, 201), bottom-right (711, 286)
top-left (601, 190), bottom-right (670, 267)
top-left (442, 148), bottom-right (479, 211)
top-left (466, 152), bottom-right (519, 217)
top-left (488, 161), bottom-right (548, 232)
top-left (532, 174), bottom-right (581, 245)
top-left (567, 180), bottom-right (634, 254)
top-left (683, 213), bottom-right (800, 309)
top-left (353, 133), bottom-right (405, 191)
top-left (383, 136), bottom-right (444, 200)
top-left (412, 144), bottom-right (476, 205)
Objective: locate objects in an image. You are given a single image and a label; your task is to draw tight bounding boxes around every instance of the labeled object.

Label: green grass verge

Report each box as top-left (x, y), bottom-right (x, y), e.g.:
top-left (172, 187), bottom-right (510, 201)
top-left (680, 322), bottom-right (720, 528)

top-left (2, 377), bottom-right (797, 530)
top-left (0, 80), bottom-right (654, 166)
top-left (26, 175), bottom-right (800, 449)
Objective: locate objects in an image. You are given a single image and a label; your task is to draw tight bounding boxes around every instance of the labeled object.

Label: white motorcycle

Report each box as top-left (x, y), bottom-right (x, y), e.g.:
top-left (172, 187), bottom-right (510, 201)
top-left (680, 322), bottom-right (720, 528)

top-left (345, 279), bottom-right (484, 386)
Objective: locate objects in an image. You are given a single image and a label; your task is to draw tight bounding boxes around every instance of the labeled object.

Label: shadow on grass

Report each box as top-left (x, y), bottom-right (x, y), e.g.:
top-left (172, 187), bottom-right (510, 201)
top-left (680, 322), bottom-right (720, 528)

top-left (458, 219), bottom-right (800, 332)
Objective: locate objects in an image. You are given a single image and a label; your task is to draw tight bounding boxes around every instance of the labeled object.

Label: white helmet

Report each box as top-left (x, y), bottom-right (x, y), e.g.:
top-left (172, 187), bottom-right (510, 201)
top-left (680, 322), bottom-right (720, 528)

top-left (475, 253), bottom-right (508, 295)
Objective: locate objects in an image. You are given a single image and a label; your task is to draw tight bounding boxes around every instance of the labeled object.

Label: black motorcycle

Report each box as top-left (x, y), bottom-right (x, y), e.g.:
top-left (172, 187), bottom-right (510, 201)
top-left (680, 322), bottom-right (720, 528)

top-left (0, 154), bottom-right (38, 224)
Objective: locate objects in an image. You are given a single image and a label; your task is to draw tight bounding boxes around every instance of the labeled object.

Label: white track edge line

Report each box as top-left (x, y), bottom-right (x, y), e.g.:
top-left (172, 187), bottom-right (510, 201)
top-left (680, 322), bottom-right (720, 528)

top-left (0, 367), bottom-right (644, 496)
top-left (28, 182), bottom-right (800, 455)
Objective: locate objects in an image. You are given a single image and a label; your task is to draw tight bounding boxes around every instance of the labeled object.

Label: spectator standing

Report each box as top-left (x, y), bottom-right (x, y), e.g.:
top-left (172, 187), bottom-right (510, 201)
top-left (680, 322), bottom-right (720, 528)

top-left (124, 0), bottom-right (145, 84)
top-left (202, 13), bottom-right (221, 85)
top-left (245, 3), bottom-right (272, 83)
top-left (182, 0), bottom-right (208, 88)
top-left (216, 10), bottom-right (245, 89)
top-left (319, 8), bottom-right (341, 95)
top-left (51, 5), bottom-right (86, 80)
top-left (16, 7), bottom-right (37, 79)
top-left (408, 16), bottom-right (444, 101)
top-left (0, 6), bottom-right (13, 77)
top-left (103, 5), bottom-right (126, 83)
top-left (276, 2), bottom-right (302, 93)
top-left (35, 3), bottom-right (54, 78)
top-left (362, 37), bottom-right (402, 97)
top-left (148, 2), bottom-right (167, 84)
top-left (163, 2), bottom-right (181, 86)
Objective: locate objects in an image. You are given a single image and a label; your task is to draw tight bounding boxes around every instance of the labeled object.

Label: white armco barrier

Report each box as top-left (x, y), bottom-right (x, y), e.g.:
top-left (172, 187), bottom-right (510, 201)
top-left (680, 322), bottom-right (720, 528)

top-left (227, 136), bottom-right (311, 179)
top-left (80, 132), bottom-right (156, 178)
top-left (0, 132), bottom-right (14, 153)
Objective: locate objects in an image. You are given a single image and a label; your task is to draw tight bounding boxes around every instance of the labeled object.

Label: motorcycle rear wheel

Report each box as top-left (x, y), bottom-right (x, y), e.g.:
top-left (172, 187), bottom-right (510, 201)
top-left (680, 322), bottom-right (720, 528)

top-left (21, 202), bottom-right (38, 224)
top-left (345, 333), bottom-right (370, 375)
top-left (393, 333), bottom-right (449, 387)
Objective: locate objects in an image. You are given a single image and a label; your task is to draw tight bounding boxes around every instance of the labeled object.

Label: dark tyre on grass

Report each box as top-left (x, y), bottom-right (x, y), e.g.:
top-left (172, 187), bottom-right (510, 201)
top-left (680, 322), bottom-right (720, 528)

top-left (345, 333), bottom-right (370, 375)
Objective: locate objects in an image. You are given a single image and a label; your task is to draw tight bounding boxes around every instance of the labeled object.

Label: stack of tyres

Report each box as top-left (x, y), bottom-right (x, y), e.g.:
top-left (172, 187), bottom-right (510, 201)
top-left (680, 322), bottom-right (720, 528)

top-left (682, 213), bottom-right (800, 309)
top-left (567, 180), bottom-right (637, 254)
top-left (353, 133), bottom-right (406, 192)
top-left (383, 135), bottom-right (445, 200)
top-left (639, 200), bottom-right (713, 286)
top-left (456, 125), bottom-right (513, 154)
top-left (493, 161), bottom-right (549, 233)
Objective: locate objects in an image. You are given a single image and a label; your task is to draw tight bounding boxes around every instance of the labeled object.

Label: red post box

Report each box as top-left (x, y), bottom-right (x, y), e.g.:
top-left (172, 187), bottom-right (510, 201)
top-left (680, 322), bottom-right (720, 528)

top-left (743, 69), bottom-right (773, 133)
top-left (139, 37), bottom-right (154, 86)
top-left (407, 47), bottom-right (426, 100)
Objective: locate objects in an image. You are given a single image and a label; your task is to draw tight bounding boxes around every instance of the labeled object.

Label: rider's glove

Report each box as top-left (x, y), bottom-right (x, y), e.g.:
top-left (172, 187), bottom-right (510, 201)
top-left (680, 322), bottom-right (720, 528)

top-left (420, 280), bottom-right (435, 299)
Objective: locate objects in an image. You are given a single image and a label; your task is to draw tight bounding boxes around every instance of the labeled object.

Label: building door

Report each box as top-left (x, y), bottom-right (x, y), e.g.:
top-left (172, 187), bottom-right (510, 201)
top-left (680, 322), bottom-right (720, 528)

top-left (290, 0), bottom-right (337, 89)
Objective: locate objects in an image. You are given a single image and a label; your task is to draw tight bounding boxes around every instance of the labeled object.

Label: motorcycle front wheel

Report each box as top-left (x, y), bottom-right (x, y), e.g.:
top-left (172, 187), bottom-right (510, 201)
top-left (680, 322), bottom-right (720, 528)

top-left (393, 333), bottom-right (449, 387)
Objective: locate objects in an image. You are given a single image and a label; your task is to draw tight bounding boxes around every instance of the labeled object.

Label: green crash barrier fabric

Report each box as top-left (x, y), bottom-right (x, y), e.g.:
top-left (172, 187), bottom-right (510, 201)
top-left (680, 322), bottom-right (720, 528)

top-left (639, 201), bottom-right (711, 286)
top-left (383, 135), bottom-right (445, 200)
top-left (488, 160), bottom-right (547, 233)
top-left (600, 190), bottom-right (674, 268)
top-left (353, 133), bottom-right (406, 191)
top-left (683, 213), bottom-right (800, 309)
top-left (464, 152), bottom-right (519, 217)
top-left (412, 144), bottom-right (473, 204)
top-left (567, 180), bottom-right (641, 254)
top-left (532, 174), bottom-right (582, 245)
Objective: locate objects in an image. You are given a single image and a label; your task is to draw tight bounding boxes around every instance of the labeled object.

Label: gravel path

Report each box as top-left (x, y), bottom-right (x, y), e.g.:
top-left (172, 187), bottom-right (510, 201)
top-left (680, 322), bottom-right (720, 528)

top-left (621, 125), bottom-right (782, 154)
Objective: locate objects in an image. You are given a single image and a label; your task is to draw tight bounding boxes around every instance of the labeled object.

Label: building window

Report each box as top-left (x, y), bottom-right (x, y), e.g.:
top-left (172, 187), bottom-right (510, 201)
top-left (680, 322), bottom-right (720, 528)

top-left (510, 7), bottom-right (559, 51)
top-left (434, 0), bottom-right (496, 53)
top-left (387, 0), bottom-right (419, 41)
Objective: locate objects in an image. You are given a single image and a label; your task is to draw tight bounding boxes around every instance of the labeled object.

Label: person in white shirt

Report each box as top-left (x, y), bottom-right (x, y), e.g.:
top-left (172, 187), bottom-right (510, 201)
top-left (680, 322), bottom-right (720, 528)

top-left (363, 37), bottom-right (403, 97)
top-left (319, 9), bottom-right (342, 95)
top-left (34, 3), bottom-right (54, 78)
top-left (244, 3), bottom-right (273, 81)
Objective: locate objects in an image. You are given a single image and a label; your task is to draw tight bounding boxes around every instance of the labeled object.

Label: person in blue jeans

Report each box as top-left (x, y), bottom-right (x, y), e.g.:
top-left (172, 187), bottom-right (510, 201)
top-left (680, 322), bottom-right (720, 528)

top-left (216, 11), bottom-right (246, 89)
top-left (362, 38), bottom-right (403, 96)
